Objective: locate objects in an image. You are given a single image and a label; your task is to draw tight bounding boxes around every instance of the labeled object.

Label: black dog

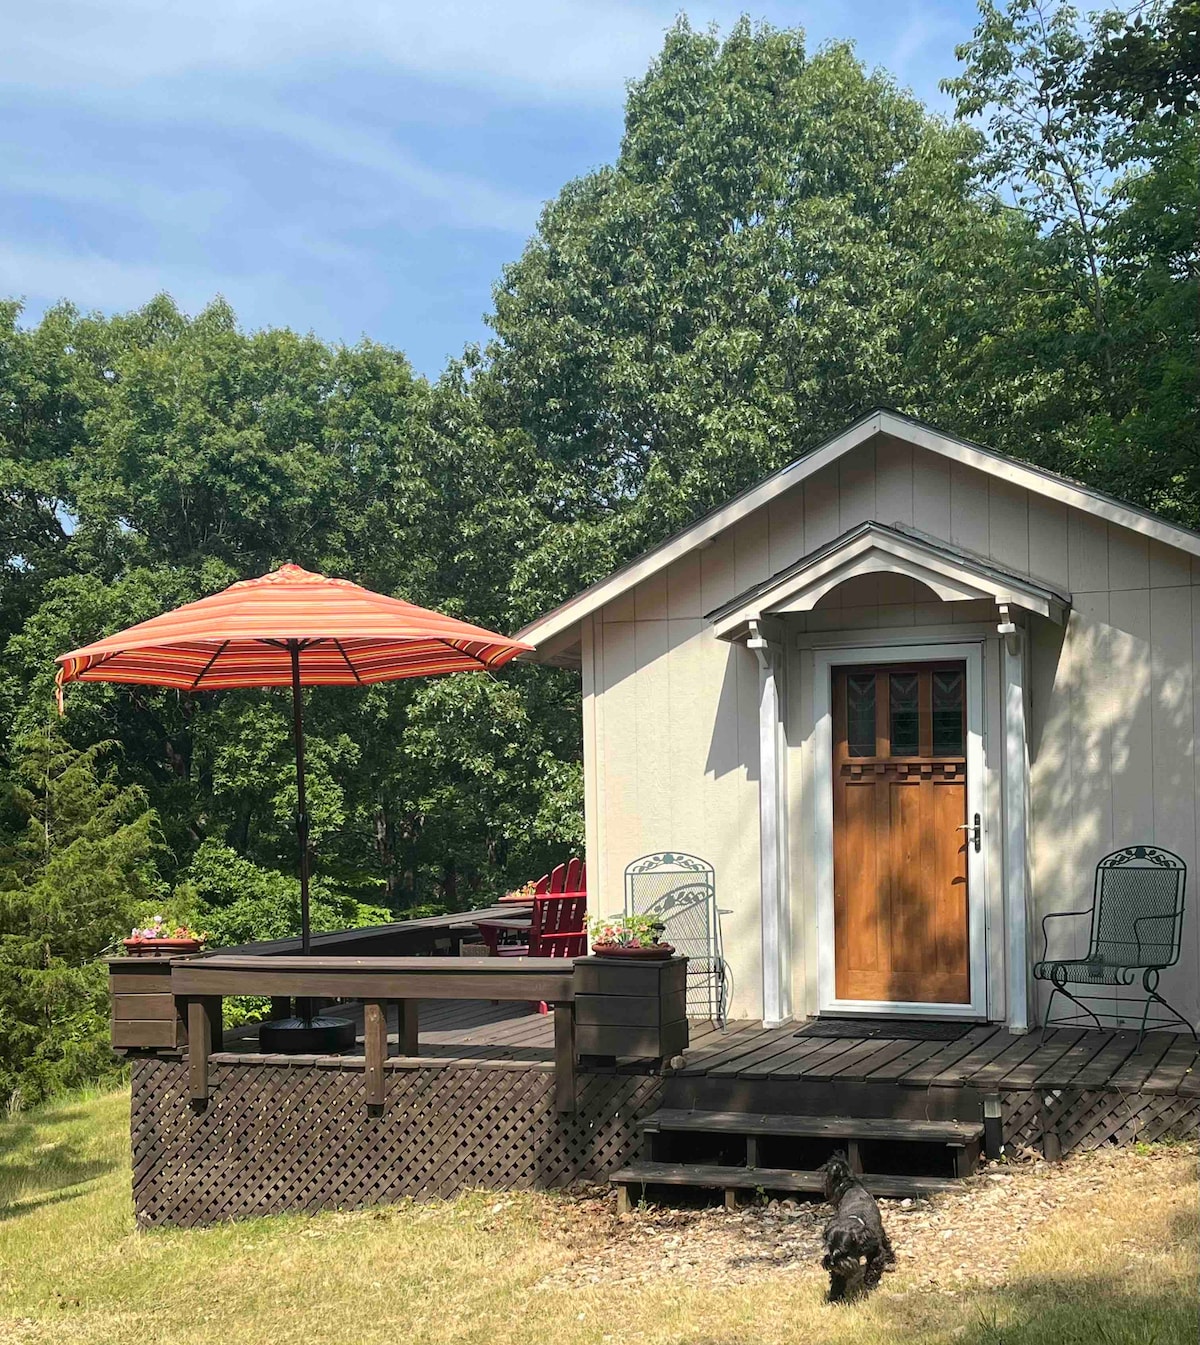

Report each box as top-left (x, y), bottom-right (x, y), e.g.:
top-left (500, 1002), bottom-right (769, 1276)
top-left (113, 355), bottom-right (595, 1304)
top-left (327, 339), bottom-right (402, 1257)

top-left (820, 1151), bottom-right (895, 1302)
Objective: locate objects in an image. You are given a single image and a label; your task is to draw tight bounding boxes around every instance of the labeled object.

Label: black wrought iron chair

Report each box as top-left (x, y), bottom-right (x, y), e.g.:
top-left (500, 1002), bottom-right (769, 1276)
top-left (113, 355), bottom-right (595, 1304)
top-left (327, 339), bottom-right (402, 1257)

top-left (1034, 845), bottom-right (1196, 1049)
top-left (624, 852), bottom-right (728, 1027)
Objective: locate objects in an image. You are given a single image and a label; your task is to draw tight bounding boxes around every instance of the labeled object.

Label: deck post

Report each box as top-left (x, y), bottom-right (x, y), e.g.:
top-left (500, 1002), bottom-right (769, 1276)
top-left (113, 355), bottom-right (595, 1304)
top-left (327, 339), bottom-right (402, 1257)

top-left (396, 999), bottom-right (419, 1055)
top-left (186, 996), bottom-right (222, 1108)
top-left (554, 1003), bottom-right (577, 1113)
top-left (363, 1000), bottom-right (388, 1112)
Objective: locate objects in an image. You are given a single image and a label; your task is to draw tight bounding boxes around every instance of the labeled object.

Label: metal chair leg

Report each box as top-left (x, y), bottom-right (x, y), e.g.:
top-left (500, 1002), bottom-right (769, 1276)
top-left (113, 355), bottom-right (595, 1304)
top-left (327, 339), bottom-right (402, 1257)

top-left (1137, 992), bottom-right (1154, 1052)
top-left (1040, 986), bottom-right (1059, 1043)
top-left (1046, 983), bottom-right (1104, 1037)
top-left (1145, 990), bottom-right (1198, 1045)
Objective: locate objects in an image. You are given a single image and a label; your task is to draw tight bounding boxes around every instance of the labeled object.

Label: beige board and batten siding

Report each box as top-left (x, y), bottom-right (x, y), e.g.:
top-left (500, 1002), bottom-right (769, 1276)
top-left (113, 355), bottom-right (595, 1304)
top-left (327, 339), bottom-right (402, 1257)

top-left (584, 524), bottom-right (765, 1020)
top-left (582, 431), bottom-right (1200, 1027)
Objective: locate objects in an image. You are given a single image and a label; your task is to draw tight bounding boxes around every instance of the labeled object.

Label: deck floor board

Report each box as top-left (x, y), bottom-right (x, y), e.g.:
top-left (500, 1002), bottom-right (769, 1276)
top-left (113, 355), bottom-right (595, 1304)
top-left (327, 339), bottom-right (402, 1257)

top-left (211, 1000), bottom-right (1199, 1095)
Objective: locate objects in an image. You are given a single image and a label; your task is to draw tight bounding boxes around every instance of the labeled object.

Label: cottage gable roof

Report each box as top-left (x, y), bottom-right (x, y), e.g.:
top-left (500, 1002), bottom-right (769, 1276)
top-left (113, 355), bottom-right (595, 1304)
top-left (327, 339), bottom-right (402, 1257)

top-left (707, 520), bottom-right (1071, 641)
top-left (516, 409), bottom-right (1200, 657)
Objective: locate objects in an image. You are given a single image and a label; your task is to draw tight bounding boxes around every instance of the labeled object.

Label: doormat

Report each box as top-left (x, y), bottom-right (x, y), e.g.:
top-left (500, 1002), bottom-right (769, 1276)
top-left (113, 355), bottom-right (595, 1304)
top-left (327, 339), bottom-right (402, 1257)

top-left (794, 1019), bottom-right (972, 1042)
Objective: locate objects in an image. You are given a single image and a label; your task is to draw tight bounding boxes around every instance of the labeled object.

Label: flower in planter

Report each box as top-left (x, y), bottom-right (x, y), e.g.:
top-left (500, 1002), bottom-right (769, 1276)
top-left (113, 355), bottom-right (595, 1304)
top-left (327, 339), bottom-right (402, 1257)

top-left (127, 915), bottom-right (207, 943)
top-left (588, 913), bottom-right (668, 949)
top-left (504, 880), bottom-right (538, 902)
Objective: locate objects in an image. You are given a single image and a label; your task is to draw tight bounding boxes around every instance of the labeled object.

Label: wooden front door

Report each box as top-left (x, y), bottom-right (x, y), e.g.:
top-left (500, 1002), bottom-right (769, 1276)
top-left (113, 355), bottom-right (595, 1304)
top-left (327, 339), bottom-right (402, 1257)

top-left (832, 662), bottom-right (971, 1005)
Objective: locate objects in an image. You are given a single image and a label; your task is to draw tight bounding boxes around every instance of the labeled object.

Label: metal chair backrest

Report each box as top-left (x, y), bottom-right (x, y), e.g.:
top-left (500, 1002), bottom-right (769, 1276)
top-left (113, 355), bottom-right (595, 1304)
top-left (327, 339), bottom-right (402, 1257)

top-left (529, 893), bottom-right (587, 958)
top-left (1091, 846), bottom-right (1186, 970)
top-left (624, 852), bottom-right (720, 966)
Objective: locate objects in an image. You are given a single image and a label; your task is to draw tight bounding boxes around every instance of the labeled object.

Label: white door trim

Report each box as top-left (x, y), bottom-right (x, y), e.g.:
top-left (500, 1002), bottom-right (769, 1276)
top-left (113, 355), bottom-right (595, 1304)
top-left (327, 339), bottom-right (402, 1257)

top-left (813, 640), bottom-right (989, 1019)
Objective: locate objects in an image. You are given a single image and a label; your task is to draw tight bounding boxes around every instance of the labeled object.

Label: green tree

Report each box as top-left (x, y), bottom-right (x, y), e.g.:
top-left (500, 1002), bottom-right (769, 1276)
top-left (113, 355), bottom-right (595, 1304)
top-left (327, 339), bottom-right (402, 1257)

top-left (0, 731), bottom-right (161, 1108)
top-left (944, 1), bottom-right (1118, 365)
top-left (477, 18), bottom-right (1067, 608)
top-left (0, 296), bottom-right (581, 934)
top-left (947, 0), bottom-right (1199, 520)
top-left (1084, 0), bottom-right (1200, 117)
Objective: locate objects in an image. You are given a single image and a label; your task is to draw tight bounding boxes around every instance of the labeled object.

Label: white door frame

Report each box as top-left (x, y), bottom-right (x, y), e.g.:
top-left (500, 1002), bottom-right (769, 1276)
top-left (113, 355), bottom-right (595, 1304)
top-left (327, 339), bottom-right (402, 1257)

top-left (813, 640), bottom-right (989, 1019)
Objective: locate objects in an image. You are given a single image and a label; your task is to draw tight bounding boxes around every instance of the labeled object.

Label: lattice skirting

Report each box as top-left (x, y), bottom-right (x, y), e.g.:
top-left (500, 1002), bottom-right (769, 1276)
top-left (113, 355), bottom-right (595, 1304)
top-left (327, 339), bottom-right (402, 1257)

top-left (1001, 1087), bottom-right (1200, 1158)
top-left (130, 1057), bottom-right (664, 1228)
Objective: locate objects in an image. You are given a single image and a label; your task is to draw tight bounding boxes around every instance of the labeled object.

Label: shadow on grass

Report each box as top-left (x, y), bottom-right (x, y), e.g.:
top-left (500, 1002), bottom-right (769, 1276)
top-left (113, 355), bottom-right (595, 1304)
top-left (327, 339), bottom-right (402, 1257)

top-left (671, 1271), bottom-right (1195, 1345)
top-left (949, 1284), bottom-right (1192, 1344)
top-left (0, 1104), bottom-right (123, 1224)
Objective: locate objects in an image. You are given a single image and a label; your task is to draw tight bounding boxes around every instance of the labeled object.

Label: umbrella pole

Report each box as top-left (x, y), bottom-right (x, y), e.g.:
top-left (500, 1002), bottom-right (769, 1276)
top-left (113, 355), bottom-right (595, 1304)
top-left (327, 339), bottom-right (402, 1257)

top-left (289, 639), bottom-right (312, 961)
top-left (260, 641), bottom-right (354, 1053)
top-left (287, 640), bottom-right (312, 1027)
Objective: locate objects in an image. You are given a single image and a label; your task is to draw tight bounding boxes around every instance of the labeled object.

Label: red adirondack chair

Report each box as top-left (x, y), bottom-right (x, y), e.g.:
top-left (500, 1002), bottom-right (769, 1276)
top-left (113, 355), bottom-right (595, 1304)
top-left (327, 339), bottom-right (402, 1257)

top-left (534, 857), bottom-right (585, 901)
top-left (473, 861), bottom-right (587, 1011)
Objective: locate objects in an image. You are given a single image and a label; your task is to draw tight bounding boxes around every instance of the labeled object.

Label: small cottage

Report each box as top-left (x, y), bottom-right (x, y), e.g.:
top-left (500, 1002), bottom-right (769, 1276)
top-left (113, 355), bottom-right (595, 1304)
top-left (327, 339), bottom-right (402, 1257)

top-left (516, 410), bottom-right (1200, 1032)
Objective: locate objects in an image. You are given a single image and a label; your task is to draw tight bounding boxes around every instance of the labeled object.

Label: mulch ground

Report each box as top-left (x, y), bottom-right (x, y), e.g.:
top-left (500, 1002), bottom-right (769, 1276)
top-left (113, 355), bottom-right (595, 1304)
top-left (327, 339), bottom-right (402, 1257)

top-left (533, 1143), bottom-right (1198, 1293)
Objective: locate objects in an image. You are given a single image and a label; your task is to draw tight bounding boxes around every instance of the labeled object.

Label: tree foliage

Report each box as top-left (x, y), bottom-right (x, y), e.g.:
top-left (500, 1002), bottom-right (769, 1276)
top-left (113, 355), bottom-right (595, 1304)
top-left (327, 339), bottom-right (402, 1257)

top-left (946, 0), bottom-right (1198, 517)
top-left (1083, 0), bottom-right (1200, 118)
top-left (481, 20), bottom-right (1060, 594)
top-left (0, 730), bottom-right (160, 1107)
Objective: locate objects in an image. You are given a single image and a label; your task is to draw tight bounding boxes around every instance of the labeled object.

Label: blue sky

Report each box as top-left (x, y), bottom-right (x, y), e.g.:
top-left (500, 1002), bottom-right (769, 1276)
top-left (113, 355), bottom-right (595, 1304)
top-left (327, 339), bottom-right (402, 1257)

top-left (0, 1), bottom-right (982, 378)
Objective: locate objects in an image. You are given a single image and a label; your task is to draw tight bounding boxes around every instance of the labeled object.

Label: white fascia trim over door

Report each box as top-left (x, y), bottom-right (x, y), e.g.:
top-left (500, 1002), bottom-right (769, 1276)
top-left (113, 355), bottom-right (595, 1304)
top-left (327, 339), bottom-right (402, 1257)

top-left (813, 641), bottom-right (990, 1019)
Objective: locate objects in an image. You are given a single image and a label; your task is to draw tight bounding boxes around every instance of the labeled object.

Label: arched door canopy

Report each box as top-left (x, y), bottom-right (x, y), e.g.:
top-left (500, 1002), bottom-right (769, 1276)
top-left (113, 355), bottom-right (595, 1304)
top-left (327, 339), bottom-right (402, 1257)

top-left (708, 521), bottom-right (1070, 641)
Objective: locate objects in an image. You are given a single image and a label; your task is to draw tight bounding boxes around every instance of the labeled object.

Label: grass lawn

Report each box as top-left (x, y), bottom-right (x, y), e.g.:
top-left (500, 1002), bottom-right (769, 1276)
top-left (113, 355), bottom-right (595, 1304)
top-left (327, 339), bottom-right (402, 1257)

top-left (0, 1087), bottom-right (1196, 1345)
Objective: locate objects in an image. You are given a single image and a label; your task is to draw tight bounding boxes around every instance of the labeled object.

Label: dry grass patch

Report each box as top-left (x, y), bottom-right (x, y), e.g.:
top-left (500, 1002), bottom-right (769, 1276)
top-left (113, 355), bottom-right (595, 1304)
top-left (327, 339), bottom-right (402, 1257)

top-left (1, 1088), bottom-right (1195, 1345)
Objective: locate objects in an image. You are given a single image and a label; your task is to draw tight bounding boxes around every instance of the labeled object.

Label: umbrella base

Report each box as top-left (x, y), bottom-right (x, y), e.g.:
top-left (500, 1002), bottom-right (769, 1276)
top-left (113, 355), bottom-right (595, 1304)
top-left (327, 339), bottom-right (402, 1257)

top-left (258, 1016), bottom-right (357, 1054)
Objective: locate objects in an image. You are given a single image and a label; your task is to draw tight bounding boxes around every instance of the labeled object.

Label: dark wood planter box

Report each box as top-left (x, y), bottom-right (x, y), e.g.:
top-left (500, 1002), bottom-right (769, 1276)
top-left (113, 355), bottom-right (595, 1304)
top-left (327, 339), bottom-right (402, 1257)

top-left (108, 956), bottom-right (186, 1050)
top-left (573, 955), bottom-right (688, 1060)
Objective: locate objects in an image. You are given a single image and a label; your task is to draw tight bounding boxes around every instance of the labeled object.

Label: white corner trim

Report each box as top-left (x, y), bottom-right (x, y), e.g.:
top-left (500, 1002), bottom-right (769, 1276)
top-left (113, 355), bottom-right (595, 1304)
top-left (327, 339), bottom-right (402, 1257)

top-left (1001, 628), bottom-right (1031, 1033)
top-left (749, 622), bottom-right (791, 1028)
top-left (812, 641), bottom-right (990, 1019)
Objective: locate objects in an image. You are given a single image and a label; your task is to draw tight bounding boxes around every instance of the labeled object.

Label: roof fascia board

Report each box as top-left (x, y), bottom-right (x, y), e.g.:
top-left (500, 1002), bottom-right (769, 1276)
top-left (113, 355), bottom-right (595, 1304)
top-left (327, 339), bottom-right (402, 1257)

top-left (513, 414), bottom-right (884, 649)
top-left (876, 411), bottom-right (1200, 558)
top-left (517, 410), bottom-right (1198, 652)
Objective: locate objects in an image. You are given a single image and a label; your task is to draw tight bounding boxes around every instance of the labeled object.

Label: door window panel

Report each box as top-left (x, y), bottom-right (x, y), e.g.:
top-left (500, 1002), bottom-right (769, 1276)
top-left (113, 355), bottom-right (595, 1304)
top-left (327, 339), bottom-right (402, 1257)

top-left (888, 672), bottom-right (920, 756)
top-left (932, 669), bottom-right (965, 756)
top-left (846, 673), bottom-right (876, 757)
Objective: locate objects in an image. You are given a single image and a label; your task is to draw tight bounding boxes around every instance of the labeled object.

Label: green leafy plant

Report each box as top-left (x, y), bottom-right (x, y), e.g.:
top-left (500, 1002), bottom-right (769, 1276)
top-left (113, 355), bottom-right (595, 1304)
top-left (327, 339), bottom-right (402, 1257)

top-left (589, 914), bottom-right (668, 949)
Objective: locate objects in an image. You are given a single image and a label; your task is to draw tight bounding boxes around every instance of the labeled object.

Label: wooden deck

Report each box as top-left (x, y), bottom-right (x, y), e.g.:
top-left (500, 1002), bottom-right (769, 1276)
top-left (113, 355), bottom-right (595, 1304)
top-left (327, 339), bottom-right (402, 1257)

top-left (130, 1003), bottom-right (1200, 1226)
top-left (215, 1004), bottom-right (1200, 1097)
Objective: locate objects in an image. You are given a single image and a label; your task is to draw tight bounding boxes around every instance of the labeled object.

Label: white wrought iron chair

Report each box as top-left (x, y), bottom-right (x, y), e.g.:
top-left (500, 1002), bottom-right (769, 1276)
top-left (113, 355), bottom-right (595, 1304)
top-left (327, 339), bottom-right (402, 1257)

top-left (624, 852), bottom-right (728, 1027)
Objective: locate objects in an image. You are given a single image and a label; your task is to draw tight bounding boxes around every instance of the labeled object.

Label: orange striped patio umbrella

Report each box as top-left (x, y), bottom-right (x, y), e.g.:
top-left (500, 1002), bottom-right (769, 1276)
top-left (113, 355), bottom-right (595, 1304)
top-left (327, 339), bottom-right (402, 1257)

top-left (57, 563), bottom-right (532, 962)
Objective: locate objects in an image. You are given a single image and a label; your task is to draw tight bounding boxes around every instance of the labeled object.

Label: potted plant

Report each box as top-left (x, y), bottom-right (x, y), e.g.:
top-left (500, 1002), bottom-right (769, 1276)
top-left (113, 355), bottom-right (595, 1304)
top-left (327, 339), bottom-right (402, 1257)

top-left (123, 915), bottom-right (207, 957)
top-left (499, 879), bottom-right (538, 905)
top-left (589, 913), bottom-right (674, 960)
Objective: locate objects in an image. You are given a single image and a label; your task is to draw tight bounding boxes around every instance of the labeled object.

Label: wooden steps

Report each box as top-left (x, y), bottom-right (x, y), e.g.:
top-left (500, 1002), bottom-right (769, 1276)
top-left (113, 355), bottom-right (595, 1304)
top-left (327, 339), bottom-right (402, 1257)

top-left (610, 1106), bottom-right (983, 1212)
top-left (610, 1161), bottom-right (962, 1213)
top-left (641, 1108), bottom-right (983, 1147)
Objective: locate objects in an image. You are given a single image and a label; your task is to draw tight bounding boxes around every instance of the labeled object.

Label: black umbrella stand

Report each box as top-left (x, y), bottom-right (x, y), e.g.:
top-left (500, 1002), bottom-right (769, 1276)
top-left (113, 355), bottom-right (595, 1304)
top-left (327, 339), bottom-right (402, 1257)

top-left (259, 640), bottom-right (356, 1053)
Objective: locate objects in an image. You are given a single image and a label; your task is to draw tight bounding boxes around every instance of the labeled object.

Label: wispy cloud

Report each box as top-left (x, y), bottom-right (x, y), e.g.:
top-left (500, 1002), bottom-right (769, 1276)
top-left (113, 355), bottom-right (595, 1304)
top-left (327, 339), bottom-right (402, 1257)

top-left (0, 0), bottom-right (672, 105)
top-left (0, 241), bottom-right (226, 314)
top-left (0, 0), bottom-right (980, 373)
top-left (885, 2), bottom-right (965, 97)
top-left (239, 104), bottom-right (543, 233)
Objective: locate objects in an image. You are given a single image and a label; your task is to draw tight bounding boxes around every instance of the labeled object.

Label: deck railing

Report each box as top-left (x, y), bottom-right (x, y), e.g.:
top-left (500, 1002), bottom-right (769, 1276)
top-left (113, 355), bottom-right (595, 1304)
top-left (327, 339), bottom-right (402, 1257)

top-left (109, 937), bottom-right (688, 1119)
top-left (110, 953), bottom-right (577, 1111)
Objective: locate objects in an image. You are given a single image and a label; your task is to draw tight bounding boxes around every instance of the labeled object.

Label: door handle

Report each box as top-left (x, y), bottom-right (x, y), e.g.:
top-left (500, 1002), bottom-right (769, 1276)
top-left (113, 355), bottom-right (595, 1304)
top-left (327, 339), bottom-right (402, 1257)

top-left (957, 813), bottom-right (981, 853)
